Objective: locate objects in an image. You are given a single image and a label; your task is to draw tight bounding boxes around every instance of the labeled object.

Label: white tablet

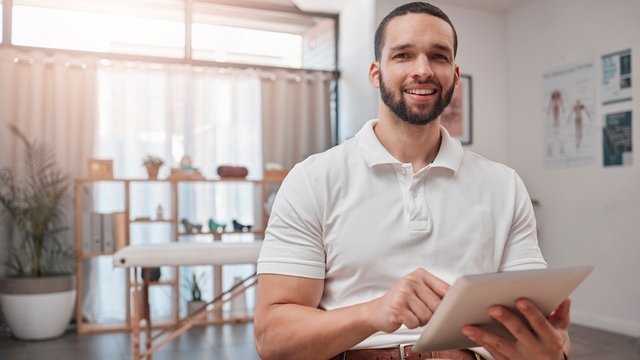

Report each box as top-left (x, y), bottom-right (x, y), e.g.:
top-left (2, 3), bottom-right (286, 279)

top-left (412, 266), bottom-right (593, 353)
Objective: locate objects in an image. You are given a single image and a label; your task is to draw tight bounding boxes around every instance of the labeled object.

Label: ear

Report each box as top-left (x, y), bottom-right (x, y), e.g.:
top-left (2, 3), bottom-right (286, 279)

top-left (369, 61), bottom-right (380, 88)
top-left (453, 64), bottom-right (461, 88)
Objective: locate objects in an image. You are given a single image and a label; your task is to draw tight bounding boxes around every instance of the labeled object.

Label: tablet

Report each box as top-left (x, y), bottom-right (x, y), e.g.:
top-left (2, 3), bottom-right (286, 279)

top-left (412, 266), bottom-right (593, 353)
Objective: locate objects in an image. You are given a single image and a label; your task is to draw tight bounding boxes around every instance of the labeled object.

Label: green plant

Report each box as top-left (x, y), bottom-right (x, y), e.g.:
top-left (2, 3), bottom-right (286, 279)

top-left (183, 273), bottom-right (204, 302)
top-left (0, 125), bottom-right (74, 277)
top-left (142, 155), bottom-right (164, 167)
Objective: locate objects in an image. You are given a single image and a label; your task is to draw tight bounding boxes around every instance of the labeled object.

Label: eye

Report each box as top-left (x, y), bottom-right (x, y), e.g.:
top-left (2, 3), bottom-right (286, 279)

top-left (393, 53), bottom-right (410, 59)
top-left (432, 54), bottom-right (449, 62)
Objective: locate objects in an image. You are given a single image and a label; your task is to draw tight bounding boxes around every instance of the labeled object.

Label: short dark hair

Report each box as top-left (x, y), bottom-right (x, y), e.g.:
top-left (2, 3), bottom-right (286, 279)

top-left (374, 2), bottom-right (458, 61)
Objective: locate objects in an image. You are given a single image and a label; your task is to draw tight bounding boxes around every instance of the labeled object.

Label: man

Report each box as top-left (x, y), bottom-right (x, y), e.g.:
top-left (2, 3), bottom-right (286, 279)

top-left (254, 2), bottom-right (571, 360)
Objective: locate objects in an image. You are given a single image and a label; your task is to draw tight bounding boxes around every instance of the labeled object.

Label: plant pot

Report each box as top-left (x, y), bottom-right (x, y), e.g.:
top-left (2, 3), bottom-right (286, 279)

top-left (187, 300), bottom-right (207, 324)
top-left (0, 275), bottom-right (76, 340)
top-left (145, 164), bottom-right (161, 179)
top-left (187, 300), bottom-right (206, 315)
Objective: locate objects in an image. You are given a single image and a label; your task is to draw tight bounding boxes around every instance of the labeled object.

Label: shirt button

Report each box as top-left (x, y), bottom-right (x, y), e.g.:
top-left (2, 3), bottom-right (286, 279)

top-left (400, 169), bottom-right (406, 175)
top-left (410, 191), bottom-right (417, 198)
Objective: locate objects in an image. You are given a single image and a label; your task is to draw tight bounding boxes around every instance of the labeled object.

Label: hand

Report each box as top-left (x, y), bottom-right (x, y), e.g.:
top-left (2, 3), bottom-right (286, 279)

top-left (462, 298), bottom-right (571, 360)
top-left (366, 268), bottom-right (450, 333)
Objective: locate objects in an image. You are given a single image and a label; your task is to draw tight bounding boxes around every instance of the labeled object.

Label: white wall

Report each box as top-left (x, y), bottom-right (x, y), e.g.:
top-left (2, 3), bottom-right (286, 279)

top-left (506, 0), bottom-right (640, 336)
top-left (339, 0), bottom-right (640, 337)
top-left (337, 0), bottom-right (377, 142)
top-left (339, 0), bottom-right (510, 161)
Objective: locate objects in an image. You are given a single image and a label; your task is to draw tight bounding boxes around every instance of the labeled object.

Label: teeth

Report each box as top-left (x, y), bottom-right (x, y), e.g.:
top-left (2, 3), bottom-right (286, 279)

top-left (406, 89), bottom-right (435, 95)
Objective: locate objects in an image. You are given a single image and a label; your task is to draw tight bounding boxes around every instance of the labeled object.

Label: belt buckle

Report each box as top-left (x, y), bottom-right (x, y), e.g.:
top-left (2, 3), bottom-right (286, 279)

top-left (399, 343), bottom-right (412, 360)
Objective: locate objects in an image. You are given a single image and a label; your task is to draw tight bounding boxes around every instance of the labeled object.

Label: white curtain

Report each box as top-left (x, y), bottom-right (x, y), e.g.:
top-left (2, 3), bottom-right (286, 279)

top-left (86, 60), bottom-right (262, 324)
top-left (0, 48), bottom-right (98, 276)
top-left (261, 70), bottom-right (333, 169)
top-left (0, 48), bottom-right (334, 325)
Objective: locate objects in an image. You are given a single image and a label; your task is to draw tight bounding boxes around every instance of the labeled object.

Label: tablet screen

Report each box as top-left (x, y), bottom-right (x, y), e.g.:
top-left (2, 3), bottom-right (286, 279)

top-left (412, 266), bottom-right (593, 352)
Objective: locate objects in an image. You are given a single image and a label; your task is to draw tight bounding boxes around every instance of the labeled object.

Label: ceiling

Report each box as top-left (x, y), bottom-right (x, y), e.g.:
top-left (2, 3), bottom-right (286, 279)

top-left (290, 0), bottom-right (537, 14)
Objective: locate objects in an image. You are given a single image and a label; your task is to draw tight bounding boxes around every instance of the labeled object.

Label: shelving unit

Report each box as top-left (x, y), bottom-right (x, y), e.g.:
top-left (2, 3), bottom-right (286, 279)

top-left (73, 177), bottom-right (282, 335)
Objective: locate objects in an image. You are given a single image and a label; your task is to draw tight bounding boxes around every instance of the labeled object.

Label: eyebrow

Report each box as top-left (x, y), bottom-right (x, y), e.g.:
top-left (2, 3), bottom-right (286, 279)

top-left (388, 42), bottom-right (453, 54)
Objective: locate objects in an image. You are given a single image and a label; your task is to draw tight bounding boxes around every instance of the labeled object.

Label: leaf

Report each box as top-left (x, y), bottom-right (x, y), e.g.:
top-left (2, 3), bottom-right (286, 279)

top-left (0, 125), bottom-right (74, 277)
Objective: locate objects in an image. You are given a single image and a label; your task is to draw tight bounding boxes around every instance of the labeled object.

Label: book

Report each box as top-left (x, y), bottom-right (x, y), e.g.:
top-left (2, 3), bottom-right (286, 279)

top-left (102, 213), bottom-right (115, 254)
top-left (114, 212), bottom-right (128, 251)
top-left (90, 212), bottom-right (102, 254)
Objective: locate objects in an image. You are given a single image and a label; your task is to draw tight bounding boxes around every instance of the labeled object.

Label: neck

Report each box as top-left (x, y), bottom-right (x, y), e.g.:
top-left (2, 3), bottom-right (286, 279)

top-left (374, 106), bottom-right (442, 172)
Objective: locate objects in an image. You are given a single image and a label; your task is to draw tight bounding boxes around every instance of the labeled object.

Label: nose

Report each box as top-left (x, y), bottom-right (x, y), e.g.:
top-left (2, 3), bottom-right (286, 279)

top-left (412, 55), bottom-right (434, 79)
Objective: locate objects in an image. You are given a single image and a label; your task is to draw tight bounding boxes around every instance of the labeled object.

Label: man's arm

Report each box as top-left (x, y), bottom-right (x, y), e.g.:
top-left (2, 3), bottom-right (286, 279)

top-left (254, 274), bottom-right (376, 360)
top-left (254, 269), bottom-right (450, 360)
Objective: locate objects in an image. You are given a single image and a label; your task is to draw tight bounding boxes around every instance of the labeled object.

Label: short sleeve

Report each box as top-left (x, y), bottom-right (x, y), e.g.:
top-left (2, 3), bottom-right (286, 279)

top-left (499, 172), bottom-right (547, 271)
top-left (257, 163), bottom-right (326, 279)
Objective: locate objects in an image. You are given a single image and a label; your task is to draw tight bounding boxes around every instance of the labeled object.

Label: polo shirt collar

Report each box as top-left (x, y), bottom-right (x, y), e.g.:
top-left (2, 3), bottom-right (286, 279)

top-left (355, 119), bottom-right (464, 173)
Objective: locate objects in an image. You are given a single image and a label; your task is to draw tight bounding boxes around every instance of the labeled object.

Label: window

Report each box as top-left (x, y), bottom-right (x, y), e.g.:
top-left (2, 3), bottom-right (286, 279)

top-left (191, 1), bottom-right (335, 70)
top-left (9, 0), bottom-right (336, 70)
top-left (12, 0), bottom-right (185, 58)
top-left (192, 23), bottom-right (302, 68)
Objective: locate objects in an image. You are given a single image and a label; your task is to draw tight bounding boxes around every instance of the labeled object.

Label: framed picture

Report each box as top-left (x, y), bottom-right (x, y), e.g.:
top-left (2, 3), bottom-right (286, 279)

top-left (441, 74), bottom-right (473, 145)
top-left (87, 159), bottom-right (113, 179)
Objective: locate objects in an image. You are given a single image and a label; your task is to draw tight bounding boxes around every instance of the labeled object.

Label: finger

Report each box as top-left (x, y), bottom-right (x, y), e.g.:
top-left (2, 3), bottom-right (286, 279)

top-left (414, 282), bottom-right (444, 314)
top-left (548, 298), bottom-right (571, 329)
top-left (481, 342), bottom-right (510, 360)
top-left (488, 305), bottom-right (539, 350)
top-left (462, 325), bottom-right (516, 360)
top-left (401, 295), bottom-right (432, 328)
top-left (415, 268), bottom-right (450, 297)
top-left (397, 305), bottom-right (424, 329)
top-left (515, 299), bottom-right (561, 345)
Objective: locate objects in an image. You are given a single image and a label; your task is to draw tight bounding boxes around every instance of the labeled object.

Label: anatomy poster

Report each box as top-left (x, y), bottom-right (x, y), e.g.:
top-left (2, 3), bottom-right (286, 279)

top-left (603, 110), bottom-right (632, 167)
top-left (542, 60), bottom-right (597, 167)
top-left (602, 49), bottom-right (632, 105)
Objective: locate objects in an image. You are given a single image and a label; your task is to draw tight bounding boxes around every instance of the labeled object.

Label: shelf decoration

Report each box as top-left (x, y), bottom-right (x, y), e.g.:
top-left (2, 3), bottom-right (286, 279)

top-left (181, 218), bottom-right (203, 233)
top-left (217, 165), bottom-right (249, 179)
top-left (232, 219), bottom-right (252, 232)
top-left (264, 162), bottom-right (288, 181)
top-left (87, 159), bottom-right (114, 179)
top-left (142, 155), bottom-right (164, 180)
top-left (168, 155), bottom-right (205, 180)
top-left (208, 219), bottom-right (227, 233)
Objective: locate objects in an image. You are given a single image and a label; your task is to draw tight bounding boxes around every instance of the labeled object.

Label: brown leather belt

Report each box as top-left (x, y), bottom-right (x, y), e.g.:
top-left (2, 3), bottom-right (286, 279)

top-left (330, 345), bottom-right (478, 360)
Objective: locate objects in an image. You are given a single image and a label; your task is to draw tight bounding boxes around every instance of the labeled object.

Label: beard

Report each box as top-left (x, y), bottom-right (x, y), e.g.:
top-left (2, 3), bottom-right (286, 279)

top-left (379, 71), bottom-right (455, 126)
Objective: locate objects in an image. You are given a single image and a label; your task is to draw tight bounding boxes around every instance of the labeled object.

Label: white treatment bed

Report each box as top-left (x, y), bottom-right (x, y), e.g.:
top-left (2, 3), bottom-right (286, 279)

top-left (113, 241), bottom-right (263, 360)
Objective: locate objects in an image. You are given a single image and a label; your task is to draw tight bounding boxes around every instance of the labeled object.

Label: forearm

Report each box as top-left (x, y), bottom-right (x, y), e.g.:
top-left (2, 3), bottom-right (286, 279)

top-left (255, 301), bottom-right (377, 360)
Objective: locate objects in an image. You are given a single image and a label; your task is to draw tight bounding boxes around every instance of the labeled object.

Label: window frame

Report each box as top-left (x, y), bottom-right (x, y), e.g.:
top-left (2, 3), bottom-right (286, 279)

top-left (0, 0), bottom-right (339, 74)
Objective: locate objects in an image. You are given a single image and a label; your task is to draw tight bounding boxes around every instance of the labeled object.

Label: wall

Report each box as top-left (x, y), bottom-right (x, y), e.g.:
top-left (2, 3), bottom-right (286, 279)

top-left (506, 0), bottom-right (640, 336)
top-left (339, 0), bottom-right (510, 161)
top-left (337, 0), bottom-right (377, 142)
top-left (302, 18), bottom-right (336, 71)
top-left (339, 0), bottom-right (640, 337)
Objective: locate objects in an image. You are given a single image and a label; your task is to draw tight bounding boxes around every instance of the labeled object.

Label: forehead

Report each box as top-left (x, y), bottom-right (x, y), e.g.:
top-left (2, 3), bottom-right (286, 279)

top-left (383, 13), bottom-right (455, 53)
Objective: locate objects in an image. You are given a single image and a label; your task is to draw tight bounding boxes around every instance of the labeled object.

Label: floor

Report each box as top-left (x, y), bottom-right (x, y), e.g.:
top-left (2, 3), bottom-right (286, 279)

top-left (0, 323), bottom-right (638, 359)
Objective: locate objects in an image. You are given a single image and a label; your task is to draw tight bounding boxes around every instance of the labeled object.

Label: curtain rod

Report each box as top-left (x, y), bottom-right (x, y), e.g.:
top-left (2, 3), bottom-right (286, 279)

top-left (1, 44), bottom-right (340, 78)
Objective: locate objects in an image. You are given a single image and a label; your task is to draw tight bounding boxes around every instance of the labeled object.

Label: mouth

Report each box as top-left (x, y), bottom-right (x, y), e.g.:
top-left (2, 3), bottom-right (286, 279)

top-left (404, 88), bottom-right (436, 96)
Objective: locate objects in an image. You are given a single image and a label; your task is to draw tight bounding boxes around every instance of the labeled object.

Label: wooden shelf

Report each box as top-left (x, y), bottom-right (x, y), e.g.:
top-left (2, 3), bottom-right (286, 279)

top-left (74, 176), bottom-right (281, 335)
top-left (76, 177), bottom-right (282, 184)
top-left (177, 230), bottom-right (264, 237)
top-left (80, 252), bottom-right (117, 259)
top-left (130, 219), bottom-right (174, 223)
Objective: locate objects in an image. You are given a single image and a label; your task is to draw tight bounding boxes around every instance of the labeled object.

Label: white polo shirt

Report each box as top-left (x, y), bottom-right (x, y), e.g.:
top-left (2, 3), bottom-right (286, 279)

top-left (257, 119), bottom-right (546, 349)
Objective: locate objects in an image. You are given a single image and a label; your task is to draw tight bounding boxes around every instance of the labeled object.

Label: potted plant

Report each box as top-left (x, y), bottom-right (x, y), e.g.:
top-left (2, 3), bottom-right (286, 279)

top-left (0, 125), bottom-right (75, 340)
top-left (183, 273), bottom-right (206, 317)
top-left (142, 155), bottom-right (164, 179)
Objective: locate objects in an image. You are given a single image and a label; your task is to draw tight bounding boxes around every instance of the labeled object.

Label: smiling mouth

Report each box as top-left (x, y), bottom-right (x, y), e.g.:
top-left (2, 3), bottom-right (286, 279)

top-left (404, 88), bottom-right (436, 96)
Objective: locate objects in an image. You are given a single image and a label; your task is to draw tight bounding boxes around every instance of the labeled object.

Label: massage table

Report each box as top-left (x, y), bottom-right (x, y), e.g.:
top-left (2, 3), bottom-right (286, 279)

top-left (113, 241), bottom-right (263, 360)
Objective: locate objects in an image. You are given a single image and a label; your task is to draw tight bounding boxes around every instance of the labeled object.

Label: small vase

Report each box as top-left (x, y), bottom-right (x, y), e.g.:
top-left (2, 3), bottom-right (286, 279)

top-left (145, 164), bottom-right (160, 179)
